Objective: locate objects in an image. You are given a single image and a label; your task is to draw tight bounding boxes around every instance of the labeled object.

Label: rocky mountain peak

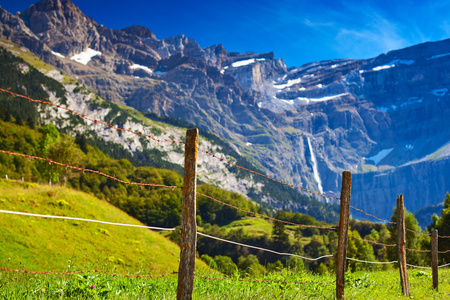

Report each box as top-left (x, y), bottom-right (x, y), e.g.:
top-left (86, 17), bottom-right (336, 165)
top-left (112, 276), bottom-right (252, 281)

top-left (19, 0), bottom-right (100, 55)
top-left (121, 25), bottom-right (156, 39)
top-left (3, 1), bottom-right (450, 222)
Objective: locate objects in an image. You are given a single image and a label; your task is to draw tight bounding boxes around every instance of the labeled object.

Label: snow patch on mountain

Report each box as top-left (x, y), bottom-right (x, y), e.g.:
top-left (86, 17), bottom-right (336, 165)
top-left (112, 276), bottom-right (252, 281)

top-left (231, 58), bottom-right (266, 68)
top-left (130, 64), bottom-right (153, 73)
top-left (70, 48), bottom-right (102, 65)
top-left (366, 148), bottom-right (394, 165)
top-left (427, 53), bottom-right (450, 60)
top-left (261, 93), bottom-right (349, 113)
top-left (431, 88), bottom-right (448, 96)
top-left (51, 51), bottom-right (65, 58)
top-left (273, 78), bottom-right (302, 90)
top-left (371, 59), bottom-right (415, 71)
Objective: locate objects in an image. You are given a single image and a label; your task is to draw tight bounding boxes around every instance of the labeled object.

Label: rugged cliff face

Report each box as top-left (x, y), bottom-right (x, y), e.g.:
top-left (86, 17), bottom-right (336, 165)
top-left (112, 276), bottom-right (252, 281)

top-left (2, 0), bottom-right (450, 222)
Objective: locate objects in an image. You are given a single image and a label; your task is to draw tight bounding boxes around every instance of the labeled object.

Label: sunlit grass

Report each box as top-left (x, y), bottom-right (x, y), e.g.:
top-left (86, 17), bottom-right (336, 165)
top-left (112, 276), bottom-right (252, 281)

top-left (1, 267), bottom-right (449, 299)
top-left (0, 179), bottom-right (208, 274)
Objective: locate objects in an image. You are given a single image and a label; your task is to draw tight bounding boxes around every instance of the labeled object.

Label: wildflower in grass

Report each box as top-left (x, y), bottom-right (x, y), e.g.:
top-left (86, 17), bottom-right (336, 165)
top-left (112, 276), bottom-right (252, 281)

top-left (91, 284), bottom-right (95, 289)
top-left (41, 289), bottom-right (45, 293)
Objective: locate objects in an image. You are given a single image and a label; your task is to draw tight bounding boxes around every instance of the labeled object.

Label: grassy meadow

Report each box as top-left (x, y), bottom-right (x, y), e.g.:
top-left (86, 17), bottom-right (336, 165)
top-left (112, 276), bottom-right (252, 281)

top-left (1, 267), bottom-right (450, 299)
top-left (0, 179), bottom-right (208, 273)
top-left (0, 179), bottom-right (449, 299)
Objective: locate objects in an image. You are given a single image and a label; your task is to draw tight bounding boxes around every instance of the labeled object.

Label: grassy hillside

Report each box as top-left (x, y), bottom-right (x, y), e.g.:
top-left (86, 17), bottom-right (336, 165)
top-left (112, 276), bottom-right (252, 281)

top-left (0, 179), bottom-right (208, 274)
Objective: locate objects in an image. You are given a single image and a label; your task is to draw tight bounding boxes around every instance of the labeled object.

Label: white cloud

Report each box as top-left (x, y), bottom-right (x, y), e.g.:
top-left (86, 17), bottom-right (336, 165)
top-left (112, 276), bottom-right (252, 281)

top-left (333, 13), bottom-right (410, 59)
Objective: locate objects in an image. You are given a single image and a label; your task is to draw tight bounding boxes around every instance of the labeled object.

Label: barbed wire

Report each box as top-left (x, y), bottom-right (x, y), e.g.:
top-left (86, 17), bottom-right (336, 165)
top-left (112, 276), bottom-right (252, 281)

top-left (439, 234), bottom-right (450, 239)
top-left (0, 150), bottom-right (180, 189)
top-left (438, 249), bottom-right (450, 254)
top-left (0, 88), bottom-right (184, 145)
top-left (0, 267), bottom-right (176, 277)
top-left (0, 210), bottom-right (177, 231)
top-left (198, 149), bottom-right (340, 202)
top-left (405, 228), bottom-right (431, 236)
top-left (348, 232), bottom-right (396, 247)
top-left (349, 205), bottom-right (396, 224)
top-left (194, 274), bottom-right (334, 285)
top-left (197, 192), bottom-right (337, 231)
top-left (1, 88), bottom-right (343, 202)
top-left (197, 232), bottom-right (333, 261)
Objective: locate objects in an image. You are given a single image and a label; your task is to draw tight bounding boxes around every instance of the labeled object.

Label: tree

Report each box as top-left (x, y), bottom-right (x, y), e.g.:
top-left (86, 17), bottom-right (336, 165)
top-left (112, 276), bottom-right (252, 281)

top-left (48, 137), bottom-right (83, 181)
top-left (237, 254), bottom-right (265, 276)
top-left (272, 221), bottom-right (290, 251)
top-left (214, 255), bottom-right (238, 276)
top-left (346, 230), bottom-right (376, 271)
top-left (386, 206), bottom-right (427, 266)
top-left (434, 193), bottom-right (450, 262)
top-left (75, 133), bottom-right (88, 153)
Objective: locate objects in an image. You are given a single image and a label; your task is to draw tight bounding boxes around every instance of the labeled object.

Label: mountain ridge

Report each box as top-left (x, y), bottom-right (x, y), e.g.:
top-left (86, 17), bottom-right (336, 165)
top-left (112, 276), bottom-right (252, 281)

top-left (1, 0), bottom-right (450, 222)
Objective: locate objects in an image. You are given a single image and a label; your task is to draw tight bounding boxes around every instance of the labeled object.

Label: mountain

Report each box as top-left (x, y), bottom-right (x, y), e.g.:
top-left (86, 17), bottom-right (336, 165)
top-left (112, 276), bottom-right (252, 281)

top-left (0, 28), bottom-right (339, 223)
top-left (414, 202), bottom-right (444, 230)
top-left (1, 0), bottom-right (450, 223)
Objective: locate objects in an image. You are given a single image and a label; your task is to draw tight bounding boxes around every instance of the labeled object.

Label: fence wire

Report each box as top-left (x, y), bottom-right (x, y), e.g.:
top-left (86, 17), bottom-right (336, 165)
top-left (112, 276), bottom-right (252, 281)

top-left (199, 149), bottom-right (340, 202)
top-left (348, 232), bottom-right (396, 247)
top-left (197, 192), bottom-right (336, 231)
top-left (346, 257), bottom-right (397, 265)
top-left (0, 87), bottom-right (340, 202)
top-left (405, 248), bottom-right (431, 253)
top-left (405, 227), bottom-right (431, 236)
top-left (0, 88), bottom-right (183, 145)
top-left (406, 263), bottom-right (431, 270)
top-left (0, 267), bottom-right (176, 277)
top-left (439, 262), bottom-right (450, 268)
top-left (349, 205), bottom-right (396, 224)
top-left (2, 89), bottom-right (450, 292)
top-left (0, 210), bottom-right (177, 231)
top-left (0, 150), bottom-right (180, 189)
top-left (194, 274), bottom-right (334, 285)
top-left (197, 232), bottom-right (333, 262)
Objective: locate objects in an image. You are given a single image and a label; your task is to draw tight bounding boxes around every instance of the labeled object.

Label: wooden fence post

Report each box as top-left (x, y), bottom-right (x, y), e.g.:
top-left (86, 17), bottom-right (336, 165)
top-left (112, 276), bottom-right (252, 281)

top-left (397, 195), bottom-right (410, 296)
top-left (177, 128), bottom-right (199, 300)
top-left (336, 171), bottom-right (351, 300)
top-left (432, 229), bottom-right (438, 290)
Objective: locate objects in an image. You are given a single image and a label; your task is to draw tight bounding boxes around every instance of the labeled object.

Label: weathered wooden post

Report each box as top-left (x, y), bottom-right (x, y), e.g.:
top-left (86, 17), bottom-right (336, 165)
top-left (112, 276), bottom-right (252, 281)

top-left (432, 229), bottom-right (438, 290)
top-left (397, 195), bottom-right (410, 296)
top-left (177, 128), bottom-right (199, 300)
top-left (336, 171), bottom-right (351, 300)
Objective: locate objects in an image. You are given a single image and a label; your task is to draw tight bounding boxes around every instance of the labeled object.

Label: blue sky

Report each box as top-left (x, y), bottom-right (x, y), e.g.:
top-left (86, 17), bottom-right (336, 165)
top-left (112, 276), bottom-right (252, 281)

top-left (2, 0), bottom-right (450, 67)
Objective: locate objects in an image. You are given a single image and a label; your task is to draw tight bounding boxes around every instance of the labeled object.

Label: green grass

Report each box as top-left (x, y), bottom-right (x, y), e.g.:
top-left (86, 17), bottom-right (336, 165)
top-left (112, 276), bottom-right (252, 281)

top-left (0, 267), bottom-right (449, 299)
top-left (221, 217), bottom-right (312, 245)
top-left (0, 179), bottom-right (208, 274)
top-left (222, 217), bottom-right (272, 237)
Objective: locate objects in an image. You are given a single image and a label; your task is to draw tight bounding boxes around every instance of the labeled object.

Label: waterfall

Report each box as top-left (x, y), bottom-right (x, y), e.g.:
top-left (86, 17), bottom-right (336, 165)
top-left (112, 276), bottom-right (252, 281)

top-left (307, 137), bottom-right (324, 195)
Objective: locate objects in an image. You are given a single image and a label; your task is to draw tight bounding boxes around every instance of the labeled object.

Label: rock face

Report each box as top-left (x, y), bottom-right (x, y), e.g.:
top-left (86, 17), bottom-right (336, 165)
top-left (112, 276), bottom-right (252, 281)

top-left (2, 0), bottom-right (450, 222)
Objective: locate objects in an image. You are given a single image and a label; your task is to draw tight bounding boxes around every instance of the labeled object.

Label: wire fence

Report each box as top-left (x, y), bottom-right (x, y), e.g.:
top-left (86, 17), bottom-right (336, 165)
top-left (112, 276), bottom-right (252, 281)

top-left (0, 267), bottom-right (176, 277)
top-left (0, 88), bottom-right (339, 202)
top-left (1, 87), bottom-right (450, 298)
top-left (0, 150), bottom-right (180, 189)
top-left (348, 232), bottom-right (396, 247)
top-left (197, 192), bottom-right (336, 230)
